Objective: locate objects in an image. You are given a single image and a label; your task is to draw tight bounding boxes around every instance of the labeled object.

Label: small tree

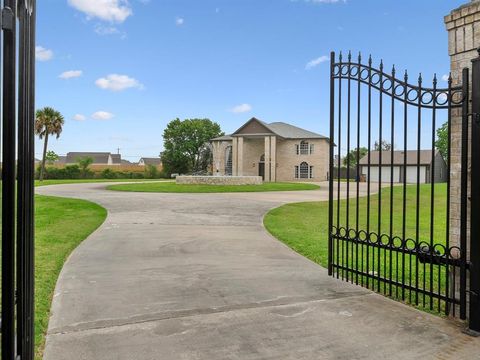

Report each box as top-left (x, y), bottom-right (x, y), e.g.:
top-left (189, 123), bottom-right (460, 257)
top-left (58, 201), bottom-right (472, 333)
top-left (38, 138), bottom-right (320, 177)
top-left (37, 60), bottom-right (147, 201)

top-left (435, 121), bottom-right (448, 161)
top-left (45, 150), bottom-right (59, 165)
top-left (35, 107), bottom-right (65, 181)
top-left (77, 157), bottom-right (93, 178)
top-left (343, 147), bottom-right (368, 167)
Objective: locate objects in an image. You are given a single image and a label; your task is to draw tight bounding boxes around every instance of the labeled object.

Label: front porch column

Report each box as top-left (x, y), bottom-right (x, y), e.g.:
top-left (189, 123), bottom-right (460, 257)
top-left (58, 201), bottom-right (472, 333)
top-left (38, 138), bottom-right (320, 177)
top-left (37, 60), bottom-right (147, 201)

top-left (237, 137), bottom-right (244, 176)
top-left (232, 137), bottom-right (238, 176)
top-left (264, 136), bottom-right (271, 182)
top-left (270, 136), bottom-right (277, 182)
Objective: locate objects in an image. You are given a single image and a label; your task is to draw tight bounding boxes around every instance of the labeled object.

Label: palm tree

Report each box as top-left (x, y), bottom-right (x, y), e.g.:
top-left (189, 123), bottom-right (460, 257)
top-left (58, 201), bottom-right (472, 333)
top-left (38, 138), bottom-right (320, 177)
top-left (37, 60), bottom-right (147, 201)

top-left (35, 107), bottom-right (64, 181)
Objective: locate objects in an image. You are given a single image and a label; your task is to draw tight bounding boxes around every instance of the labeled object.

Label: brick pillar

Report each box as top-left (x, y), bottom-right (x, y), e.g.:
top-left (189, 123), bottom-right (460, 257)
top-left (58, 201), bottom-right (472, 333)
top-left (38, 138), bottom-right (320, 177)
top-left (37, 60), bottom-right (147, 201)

top-left (270, 136), bottom-right (277, 182)
top-left (445, 0), bottom-right (480, 318)
top-left (445, 1), bottom-right (480, 250)
top-left (237, 137), bottom-right (244, 176)
top-left (232, 137), bottom-right (238, 176)
top-left (264, 136), bottom-right (271, 182)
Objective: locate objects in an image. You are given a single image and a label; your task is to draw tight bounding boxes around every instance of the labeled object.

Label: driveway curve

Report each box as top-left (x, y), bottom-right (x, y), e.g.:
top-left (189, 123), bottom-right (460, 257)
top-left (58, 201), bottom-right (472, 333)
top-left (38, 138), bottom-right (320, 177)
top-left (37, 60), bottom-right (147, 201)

top-left (37, 182), bottom-right (479, 360)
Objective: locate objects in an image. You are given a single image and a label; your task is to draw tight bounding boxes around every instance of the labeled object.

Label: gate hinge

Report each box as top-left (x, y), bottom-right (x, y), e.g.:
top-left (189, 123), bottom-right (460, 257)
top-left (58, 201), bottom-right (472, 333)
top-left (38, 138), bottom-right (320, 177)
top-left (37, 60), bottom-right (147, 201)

top-left (468, 113), bottom-right (480, 124)
top-left (1, 7), bottom-right (14, 31)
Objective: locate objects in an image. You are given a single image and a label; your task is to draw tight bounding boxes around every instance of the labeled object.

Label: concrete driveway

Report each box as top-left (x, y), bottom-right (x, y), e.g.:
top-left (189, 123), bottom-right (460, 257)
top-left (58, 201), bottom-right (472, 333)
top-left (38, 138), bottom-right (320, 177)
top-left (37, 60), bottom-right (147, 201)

top-left (37, 182), bottom-right (479, 360)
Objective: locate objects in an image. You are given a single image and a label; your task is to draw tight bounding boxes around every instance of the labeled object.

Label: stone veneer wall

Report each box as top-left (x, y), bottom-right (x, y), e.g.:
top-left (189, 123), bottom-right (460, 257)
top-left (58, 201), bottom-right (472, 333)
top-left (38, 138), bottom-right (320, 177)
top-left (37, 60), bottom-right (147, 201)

top-left (176, 176), bottom-right (263, 185)
top-left (445, 0), bottom-right (480, 254)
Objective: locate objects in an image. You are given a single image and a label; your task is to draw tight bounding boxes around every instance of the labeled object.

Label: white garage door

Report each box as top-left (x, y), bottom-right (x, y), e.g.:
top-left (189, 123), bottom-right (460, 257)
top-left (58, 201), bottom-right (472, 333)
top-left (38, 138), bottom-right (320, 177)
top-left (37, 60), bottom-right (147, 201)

top-left (363, 166), bottom-right (401, 183)
top-left (405, 166), bottom-right (427, 184)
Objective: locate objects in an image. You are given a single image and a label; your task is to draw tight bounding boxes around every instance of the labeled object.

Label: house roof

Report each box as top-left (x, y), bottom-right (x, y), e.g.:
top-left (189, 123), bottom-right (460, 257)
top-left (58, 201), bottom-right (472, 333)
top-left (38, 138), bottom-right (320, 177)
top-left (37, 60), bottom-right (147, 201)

top-left (140, 157), bottom-right (162, 166)
top-left (211, 135), bottom-right (233, 141)
top-left (359, 150), bottom-right (442, 166)
top-left (66, 152), bottom-right (112, 164)
top-left (212, 117), bottom-right (328, 141)
top-left (111, 154), bottom-right (122, 164)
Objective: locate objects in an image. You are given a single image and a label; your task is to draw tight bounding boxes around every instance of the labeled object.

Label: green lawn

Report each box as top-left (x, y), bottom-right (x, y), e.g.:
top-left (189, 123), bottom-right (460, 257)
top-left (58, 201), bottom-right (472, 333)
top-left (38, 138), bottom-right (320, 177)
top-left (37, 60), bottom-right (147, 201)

top-left (107, 181), bottom-right (319, 193)
top-left (35, 195), bottom-right (107, 358)
top-left (35, 178), bottom-right (167, 187)
top-left (264, 183), bottom-right (449, 313)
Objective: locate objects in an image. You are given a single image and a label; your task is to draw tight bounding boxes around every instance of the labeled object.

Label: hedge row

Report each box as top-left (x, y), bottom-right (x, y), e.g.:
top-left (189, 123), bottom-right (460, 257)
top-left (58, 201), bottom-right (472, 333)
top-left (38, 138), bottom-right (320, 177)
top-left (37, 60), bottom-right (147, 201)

top-left (36, 165), bottom-right (166, 180)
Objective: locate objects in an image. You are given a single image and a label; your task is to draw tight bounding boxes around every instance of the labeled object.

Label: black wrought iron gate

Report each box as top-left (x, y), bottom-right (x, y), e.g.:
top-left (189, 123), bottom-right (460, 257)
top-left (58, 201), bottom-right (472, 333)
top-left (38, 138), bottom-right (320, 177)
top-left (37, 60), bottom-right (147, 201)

top-left (1, 1), bottom-right (36, 359)
top-left (328, 51), bottom-right (480, 333)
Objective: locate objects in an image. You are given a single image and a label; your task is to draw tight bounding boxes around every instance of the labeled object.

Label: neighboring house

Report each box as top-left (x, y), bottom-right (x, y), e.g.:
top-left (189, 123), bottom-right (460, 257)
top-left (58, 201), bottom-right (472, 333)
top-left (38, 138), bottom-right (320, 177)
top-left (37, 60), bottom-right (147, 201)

top-left (138, 157), bottom-right (162, 166)
top-left (64, 152), bottom-right (122, 166)
top-left (359, 150), bottom-right (447, 184)
top-left (210, 117), bottom-right (330, 182)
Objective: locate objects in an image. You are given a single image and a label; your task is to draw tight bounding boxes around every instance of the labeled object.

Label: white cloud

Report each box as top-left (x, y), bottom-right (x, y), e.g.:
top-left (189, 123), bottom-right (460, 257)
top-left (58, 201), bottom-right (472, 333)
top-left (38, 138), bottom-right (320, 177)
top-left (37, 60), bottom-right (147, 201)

top-left (176, 17), bottom-right (184, 26)
top-left (59, 70), bottom-right (83, 79)
top-left (442, 74), bottom-right (450, 82)
top-left (92, 111), bottom-right (114, 120)
top-left (36, 46), bottom-right (53, 61)
top-left (230, 103), bottom-right (252, 113)
top-left (95, 74), bottom-right (144, 91)
top-left (305, 55), bottom-right (329, 70)
top-left (68, 0), bottom-right (132, 23)
top-left (94, 24), bottom-right (120, 35)
top-left (73, 114), bottom-right (87, 121)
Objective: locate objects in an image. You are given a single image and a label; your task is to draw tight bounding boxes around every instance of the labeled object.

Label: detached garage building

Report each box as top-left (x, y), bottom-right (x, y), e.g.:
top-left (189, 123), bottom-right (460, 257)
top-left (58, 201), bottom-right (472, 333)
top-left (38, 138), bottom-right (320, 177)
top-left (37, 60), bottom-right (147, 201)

top-left (359, 150), bottom-right (447, 184)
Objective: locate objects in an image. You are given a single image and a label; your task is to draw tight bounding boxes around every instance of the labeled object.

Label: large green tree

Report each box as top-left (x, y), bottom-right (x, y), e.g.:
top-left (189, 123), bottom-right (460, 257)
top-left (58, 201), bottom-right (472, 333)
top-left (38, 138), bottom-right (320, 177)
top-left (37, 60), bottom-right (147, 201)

top-left (435, 121), bottom-right (448, 161)
top-left (35, 107), bottom-right (65, 181)
top-left (162, 118), bottom-right (223, 175)
top-left (343, 147), bottom-right (368, 167)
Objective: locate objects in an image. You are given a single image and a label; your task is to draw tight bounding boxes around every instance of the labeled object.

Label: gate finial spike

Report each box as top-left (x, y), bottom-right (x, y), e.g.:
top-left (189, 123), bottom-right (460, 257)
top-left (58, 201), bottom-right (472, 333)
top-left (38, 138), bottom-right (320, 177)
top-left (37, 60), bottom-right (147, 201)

top-left (392, 65), bottom-right (396, 76)
top-left (358, 52), bottom-right (362, 63)
top-left (379, 59), bottom-right (384, 71)
top-left (448, 72), bottom-right (453, 85)
top-left (368, 55), bottom-right (372, 66)
top-left (348, 51), bottom-right (352, 62)
top-left (404, 69), bottom-right (408, 81)
top-left (433, 73), bottom-right (438, 86)
top-left (339, 51), bottom-right (343, 62)
top-left (418, 73), bottom-right (423, 84)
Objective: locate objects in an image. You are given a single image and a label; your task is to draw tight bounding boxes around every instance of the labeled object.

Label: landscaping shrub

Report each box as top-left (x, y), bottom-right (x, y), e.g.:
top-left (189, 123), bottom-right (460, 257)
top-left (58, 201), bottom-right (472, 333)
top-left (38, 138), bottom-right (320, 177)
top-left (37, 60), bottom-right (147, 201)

top-left (100, 168), bottom-right (118, 179)
top-left (35, 164), bottom-right (166, 180)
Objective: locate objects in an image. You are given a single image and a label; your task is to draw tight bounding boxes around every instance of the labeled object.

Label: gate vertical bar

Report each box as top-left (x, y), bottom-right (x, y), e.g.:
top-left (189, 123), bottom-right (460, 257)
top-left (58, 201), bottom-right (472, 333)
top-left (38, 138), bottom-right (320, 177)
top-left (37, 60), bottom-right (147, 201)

top-left (460, 67), bottom-right (469, 321)
top-left (17, 1), bottom-right (36, 358)
top-left (1, 1), bottom-right (17, 359)
top-left (469, 51), bottom-right (480, 333)
top-left (328, 51), bottom-right (335, 276)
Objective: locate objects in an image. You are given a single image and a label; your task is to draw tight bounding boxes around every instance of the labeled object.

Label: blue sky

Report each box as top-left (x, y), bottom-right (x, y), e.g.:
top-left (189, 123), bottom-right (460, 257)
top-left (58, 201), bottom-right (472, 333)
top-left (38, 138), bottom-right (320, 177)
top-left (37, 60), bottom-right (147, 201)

top-left (36, 0), bottom-right (465, 161)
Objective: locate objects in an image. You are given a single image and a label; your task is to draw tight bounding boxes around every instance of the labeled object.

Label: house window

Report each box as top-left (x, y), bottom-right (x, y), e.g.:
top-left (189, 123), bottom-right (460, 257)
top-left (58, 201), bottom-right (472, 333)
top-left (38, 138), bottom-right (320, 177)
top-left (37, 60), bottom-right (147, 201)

top-left (310, 166), bottom-right (314, 179)
top-left (310, 143), bottom-right (314, 154)
top-left (300, 140), bottom-right (309, 155)
top-left (300, 162), bottom-right (309, 178)
top-left (295, 166), bottom-right (299, 179)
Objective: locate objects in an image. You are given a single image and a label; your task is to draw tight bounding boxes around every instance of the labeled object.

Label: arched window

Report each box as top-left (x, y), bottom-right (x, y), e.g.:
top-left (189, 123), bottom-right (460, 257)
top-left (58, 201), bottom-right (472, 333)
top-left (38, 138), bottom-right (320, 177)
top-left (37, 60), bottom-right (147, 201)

top-left (225, 146), bottom-right (232, 175)
top-left (300, 162), bottom-right (309, 178)
top-left (300, 140), bottom-right (309, 155)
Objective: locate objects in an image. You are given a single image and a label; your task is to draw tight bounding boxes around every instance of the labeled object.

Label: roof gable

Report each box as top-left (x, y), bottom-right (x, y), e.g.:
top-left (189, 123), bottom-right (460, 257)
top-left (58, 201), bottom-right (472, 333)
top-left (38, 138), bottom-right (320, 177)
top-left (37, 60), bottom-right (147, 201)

top-left (231, 117), bottom-right (275, 136)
